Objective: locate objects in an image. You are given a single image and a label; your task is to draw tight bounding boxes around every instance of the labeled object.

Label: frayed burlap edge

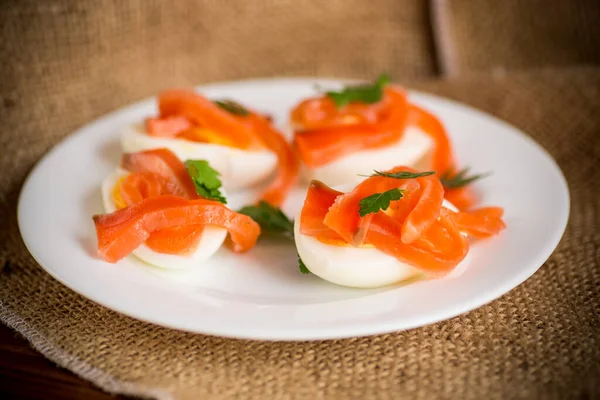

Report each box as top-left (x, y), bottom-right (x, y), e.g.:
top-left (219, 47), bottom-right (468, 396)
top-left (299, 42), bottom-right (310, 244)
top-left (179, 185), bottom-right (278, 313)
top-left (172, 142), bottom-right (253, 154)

top-left (0, 302), bottom-right (171, 400)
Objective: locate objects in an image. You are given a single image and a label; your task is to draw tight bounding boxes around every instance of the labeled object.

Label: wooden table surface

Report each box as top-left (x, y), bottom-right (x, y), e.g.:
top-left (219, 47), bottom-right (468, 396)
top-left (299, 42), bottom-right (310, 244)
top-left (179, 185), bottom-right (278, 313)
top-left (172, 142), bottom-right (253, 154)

top-left (0, 323), bottom-right (128, 400)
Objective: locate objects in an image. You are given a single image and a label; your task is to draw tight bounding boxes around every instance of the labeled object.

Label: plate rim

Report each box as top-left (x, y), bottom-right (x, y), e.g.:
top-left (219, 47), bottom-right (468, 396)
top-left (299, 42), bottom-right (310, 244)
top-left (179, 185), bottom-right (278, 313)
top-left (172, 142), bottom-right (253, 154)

top-left (16, 77), bottom-right (570, 341)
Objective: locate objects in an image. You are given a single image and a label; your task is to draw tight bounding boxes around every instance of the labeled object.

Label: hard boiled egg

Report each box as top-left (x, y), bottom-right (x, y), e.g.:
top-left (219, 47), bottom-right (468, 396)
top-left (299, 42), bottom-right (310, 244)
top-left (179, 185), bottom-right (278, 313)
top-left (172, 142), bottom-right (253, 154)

top-left (101, 169), bottom-right (228, 269)
top-left (301, 126), bottom-right (433, 186)
top-left (294, 199), bottom-right (459, 288)
top-left (121, 124), bottom-right (278, 189)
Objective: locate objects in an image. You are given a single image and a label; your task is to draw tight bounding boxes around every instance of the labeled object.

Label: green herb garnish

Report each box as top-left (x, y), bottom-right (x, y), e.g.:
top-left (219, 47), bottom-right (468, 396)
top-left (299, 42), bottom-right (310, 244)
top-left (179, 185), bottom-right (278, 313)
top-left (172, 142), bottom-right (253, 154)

top-left (238, 201), bottom-right (294, 237)
top-left (362, 170), bottom-right (436, 180)
top-left (185, 160), bottom-right (227, 203)
top-left (358, 188), bottom-right (403, 217)
top-left (440, 167), bottom-right (490, 189)
top-left (214, 99), bottom-right (249, 116)
top-left (298, 255), bottom-right (311, 274)
top-left (326, 74), bottom-right (390, 108)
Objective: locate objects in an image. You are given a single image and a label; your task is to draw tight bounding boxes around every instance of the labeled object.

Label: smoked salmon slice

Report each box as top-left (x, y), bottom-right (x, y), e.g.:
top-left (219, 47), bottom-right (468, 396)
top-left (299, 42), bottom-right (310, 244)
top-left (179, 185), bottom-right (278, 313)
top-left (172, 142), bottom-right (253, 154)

top-left (121, 148), bottom-right (198, 199)
top-left (299, 180), bottom-right (344, 242)
top-left (291, 88), bottom-right (456, 173)
top-left (406, 106), bottom-right (481, 210)
top-left (116, 172), bottom-right (165, 206)
top-left (94, 195), bottom-right (260, 262)
top-left (112, 170), bottom-right (207, 255)
top-left (299, 171), bottom-right (504, 275)
top-left (443, 186), bottom-right (478, 211)
top-left (448, 207), bottom-right (506, 238)
top-left (117, 148), bottom-right (210, 255)
top-left (323, 166), bottom-right (444, 246)
top-left (291, 92), bottom-right (390, 130)
top-left (366, 209), bottom-right (469, 276)
top-left (143, 225), bottom-right (206, 255)
top-left (145, 90), bottom-right (299, 206)
top-left (241, 113), bottom-right (300, 207)
top-left (158, 89), bottom-right (264, 149)
top-left (405, 105), bottom-right (455, 174)
top-left (291, 81), bottom-right (483, 210)
top-left (293, 88), bottom-right (409, 168)
top-left (146, 116), bottom-right (192, 138)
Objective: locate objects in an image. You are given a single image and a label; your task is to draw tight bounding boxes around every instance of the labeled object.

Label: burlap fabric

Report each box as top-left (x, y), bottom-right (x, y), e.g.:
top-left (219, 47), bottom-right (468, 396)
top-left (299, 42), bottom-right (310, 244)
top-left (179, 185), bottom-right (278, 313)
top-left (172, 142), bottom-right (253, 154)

top-left (0, 0), bottom-right (435, 148)
top-left (1, 64), bottom-right (599, 398)
top-left (432, 0), bottom-right (600, 76)
top-left (1, 1), bottom-right (600, 398)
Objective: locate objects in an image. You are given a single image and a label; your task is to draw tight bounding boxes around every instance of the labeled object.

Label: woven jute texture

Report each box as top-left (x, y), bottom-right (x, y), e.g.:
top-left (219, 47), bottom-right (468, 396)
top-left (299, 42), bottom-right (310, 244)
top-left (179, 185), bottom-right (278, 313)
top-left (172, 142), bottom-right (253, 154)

top-left (1, 2), bottom-right (600, 398)
top-left (1, 64), bottom-right (599, 399)
top-left (431, 0), bottom-right (600, 76)
top-left (0, 0), bottom-right (435, 154)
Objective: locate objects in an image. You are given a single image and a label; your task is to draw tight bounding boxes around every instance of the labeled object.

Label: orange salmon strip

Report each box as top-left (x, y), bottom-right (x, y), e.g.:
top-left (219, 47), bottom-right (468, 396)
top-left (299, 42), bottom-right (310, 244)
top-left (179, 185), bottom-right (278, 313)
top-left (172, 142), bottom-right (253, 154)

top-left (443, 186), bottom-right (478, 211)
top-left (406, 105), bottom-right (455, 174)
top-left (117, 172), bottom-right (164, 206)
top-left (448, 207), bottom-right (506, 238)
top-left (121, 148), bottom-right (198, 199)
top-left (299, 175), bottom-right (505, 275)
top-left (299, 180), bottom-right (344, 242)
top-left (291, 94), bottom-right (389, 130)
top-left (293, 88), bottom-right (409, 168)
top-left (147, 90), bottom-right (299, 205)
top-left (323, 166), bottom-right (444, 246)
top-left (118, 148), bottom-right (205, 255)
top-left (146, 115), bottom-right (192, 138)
top-left (241, 113), bottom-right (300, 206)
top-left (144, 225), bottom-right (205, 255)
top-left (299, 180), bottom-right (468, 275)
top-left (94, 195), bottom-right (260, 263)
top-left (292, 86), bottom-right (481, 210)
top-left (406, 105), bottom-right (479, 210)
top-left (158, 89), bottom-right (264, 149)
top-left (114, 170), bottom-right (206, 255)
top-left (366, 209), bottom-right (469, 276)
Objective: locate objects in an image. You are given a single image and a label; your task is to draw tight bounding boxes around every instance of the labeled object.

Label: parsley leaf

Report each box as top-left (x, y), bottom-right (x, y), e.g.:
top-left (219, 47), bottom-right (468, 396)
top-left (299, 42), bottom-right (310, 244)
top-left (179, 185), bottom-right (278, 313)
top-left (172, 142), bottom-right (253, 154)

top-left (440, 167), bottom-right (490, 189)
top-left (238, 201), bottom-right (294, 237)
top-left (358, 188), bottom-right (403, 217)
top-left (326, 74), bottom-right (390, 108)
top-left (298, 255), bottom-right (311, 274)
top-left (185, 160), bottom-right (227, 203)
top-left (214, 99), bottom-right (249, 116)
top-left (362, 170), bottom-right (436, 179)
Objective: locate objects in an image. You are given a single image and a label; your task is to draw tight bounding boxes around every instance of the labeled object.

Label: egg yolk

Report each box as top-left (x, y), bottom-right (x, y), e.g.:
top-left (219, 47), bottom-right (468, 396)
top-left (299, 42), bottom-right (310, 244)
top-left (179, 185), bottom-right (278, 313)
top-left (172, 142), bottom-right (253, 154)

top-left (178, 127), bottom-right (238, 148)
top-left (112, 177), bottom-right (128, 209)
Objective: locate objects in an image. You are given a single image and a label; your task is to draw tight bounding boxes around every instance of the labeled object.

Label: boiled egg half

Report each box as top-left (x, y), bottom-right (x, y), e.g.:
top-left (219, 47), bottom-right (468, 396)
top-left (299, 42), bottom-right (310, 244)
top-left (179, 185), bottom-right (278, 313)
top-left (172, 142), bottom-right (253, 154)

top-left (121, 124), bottom-right (278, 190)
top-left (101, 169), bottom-right (228, 269)
top-left (295, 199), bottom-right (460, 288)
top-left (301, 125), bottom-right (433, 187)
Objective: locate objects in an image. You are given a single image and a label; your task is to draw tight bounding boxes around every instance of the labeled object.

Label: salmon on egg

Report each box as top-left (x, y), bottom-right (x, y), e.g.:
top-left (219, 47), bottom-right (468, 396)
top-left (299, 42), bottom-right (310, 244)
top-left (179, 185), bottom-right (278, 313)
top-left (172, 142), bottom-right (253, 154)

top-left (300, 126), bottom-right (433, 186)
top-left (100, 168), bottom-right (228, 269)
top-left (121, 123), bottom-right (277, 190)
top-left (294, 197), bottom-right (459, 288)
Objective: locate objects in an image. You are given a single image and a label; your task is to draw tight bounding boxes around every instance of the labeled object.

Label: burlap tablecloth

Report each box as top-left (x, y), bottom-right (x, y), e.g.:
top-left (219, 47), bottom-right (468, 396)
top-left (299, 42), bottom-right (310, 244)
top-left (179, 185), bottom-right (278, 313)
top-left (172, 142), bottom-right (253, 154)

top-left (0, 67), bottom-right (598, 399)
top-left (430, 0), bottom-right (600, 76)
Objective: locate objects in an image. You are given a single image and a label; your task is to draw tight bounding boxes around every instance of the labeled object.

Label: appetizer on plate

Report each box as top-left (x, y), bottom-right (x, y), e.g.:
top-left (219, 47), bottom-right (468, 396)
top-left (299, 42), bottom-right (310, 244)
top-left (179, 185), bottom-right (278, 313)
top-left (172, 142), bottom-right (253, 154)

top-left (295, 167), bottom-right (505, 288)
top-left (122, 89), bottom-right (299, 206)
top-left (94, 148), bottom-right (260, 268)
top-left (291, 75), bottom-right (482, 209)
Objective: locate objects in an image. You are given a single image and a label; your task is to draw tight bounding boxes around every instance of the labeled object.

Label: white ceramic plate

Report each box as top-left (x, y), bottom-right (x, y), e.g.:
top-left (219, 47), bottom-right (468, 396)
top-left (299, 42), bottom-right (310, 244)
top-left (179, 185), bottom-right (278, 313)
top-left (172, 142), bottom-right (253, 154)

top-left (17, 78), bottom-right (569, 341)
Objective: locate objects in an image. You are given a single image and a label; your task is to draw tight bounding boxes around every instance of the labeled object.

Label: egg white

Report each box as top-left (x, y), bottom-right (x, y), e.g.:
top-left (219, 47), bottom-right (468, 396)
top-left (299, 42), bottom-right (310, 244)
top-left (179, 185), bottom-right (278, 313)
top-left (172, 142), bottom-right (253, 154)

top-left (294, 199), bottom-right (460, 288)
top-left (121, 124), bottom-right (278, 189)
top-left (101, 169), bottom-right (228, 269)
top-left (301, 126), bottom-right (434, 186)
